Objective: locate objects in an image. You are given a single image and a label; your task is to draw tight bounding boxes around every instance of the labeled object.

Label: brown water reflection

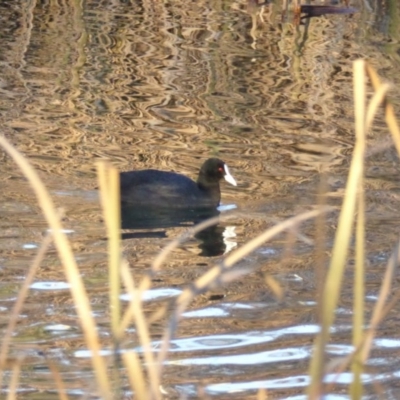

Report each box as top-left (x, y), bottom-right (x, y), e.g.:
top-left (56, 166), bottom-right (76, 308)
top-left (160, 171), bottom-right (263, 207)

top-left (1, 0), bottom-right (400, 398)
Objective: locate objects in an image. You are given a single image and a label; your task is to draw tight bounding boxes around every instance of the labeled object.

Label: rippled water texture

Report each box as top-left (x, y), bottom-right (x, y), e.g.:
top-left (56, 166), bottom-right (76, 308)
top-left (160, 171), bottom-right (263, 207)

top-left (1, 0), bottom-right (400, 398)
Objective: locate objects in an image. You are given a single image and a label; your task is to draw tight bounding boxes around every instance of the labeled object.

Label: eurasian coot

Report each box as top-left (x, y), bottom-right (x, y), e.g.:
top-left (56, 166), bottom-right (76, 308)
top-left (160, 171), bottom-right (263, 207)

top-left (120, 158), bottom-right (236, 208)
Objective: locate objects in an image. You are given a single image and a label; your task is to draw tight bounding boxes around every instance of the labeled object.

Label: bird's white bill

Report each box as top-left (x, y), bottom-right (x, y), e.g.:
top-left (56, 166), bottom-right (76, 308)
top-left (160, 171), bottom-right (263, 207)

top-left (223, 164), bottom-right (237, 186)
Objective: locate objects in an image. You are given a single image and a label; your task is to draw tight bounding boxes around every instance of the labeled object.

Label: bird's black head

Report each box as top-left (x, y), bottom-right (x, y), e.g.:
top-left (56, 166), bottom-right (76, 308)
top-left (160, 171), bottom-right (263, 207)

top-left (198, 158), bottom-right (237, 187)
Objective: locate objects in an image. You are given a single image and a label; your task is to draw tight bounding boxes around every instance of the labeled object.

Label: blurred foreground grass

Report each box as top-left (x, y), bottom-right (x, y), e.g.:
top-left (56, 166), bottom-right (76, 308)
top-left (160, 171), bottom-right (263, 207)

top-left (0, 59), bottom-right (400, 399)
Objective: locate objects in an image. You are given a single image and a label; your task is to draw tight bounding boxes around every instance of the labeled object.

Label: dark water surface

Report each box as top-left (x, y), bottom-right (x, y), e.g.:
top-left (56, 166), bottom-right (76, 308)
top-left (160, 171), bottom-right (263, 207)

top-left (1, 0), bottom-right (400, 398)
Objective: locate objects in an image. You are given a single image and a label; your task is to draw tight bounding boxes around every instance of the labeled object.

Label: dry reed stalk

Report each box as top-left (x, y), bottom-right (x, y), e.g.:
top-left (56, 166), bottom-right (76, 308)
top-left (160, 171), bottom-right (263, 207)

top-left (257, 387), bottom-right (268, 400)
top-left (97, 162), bottom-right (121, 339)
top-left (308, 60), bottom-right (395, 399)
top-left (120, 261), bottom-right (161, 400)
top-left (6, 358), bottom-right (22, 400)
top-left (0, 234), bottom-right (52, 392)
top-left (349, 58), bottom-right (367, 400)
top-left (324, 242), bottom-right (400, 394)
top-left (308, 59), bottom-right (367, 398)
top-left (156, 207), bottom-right (332, 371)
top-left (351, 66), bottom-right (390, 400)
top-left (150, 208), bottom-right (319, 282)
top-left (150, 214), bottom-right (224, 276)
top-left (48, 361), bottom-right (70, 400)
top-left (0, 136), bottom-right (112, 400)
top-left (122, 351), bottom-right (149, 400)
top-left (360, 242), bottom-right (400, 362)
top-left (366, 65), bottom-right (400, 154)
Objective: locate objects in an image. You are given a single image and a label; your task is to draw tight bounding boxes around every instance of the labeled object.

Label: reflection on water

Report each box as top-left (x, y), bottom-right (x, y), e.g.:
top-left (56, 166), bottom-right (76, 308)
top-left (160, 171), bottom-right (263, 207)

top-left (0, 0), bottom-right (400, 398)
top-left (30, 282), bottom-right (71, 291)
top-left (121, 204), bottom-right (231, 255)
top-left (121, 201), bottom-right (240, 256)
top-left (121, 204), bottom-right (219, 230)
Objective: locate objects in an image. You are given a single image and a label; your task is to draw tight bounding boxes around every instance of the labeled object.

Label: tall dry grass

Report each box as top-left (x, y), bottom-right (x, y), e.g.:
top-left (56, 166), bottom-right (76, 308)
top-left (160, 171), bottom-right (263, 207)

top-left (0, 58), bottom-right (399, 399)
top-left (307, 60), bottom-right (400, 399)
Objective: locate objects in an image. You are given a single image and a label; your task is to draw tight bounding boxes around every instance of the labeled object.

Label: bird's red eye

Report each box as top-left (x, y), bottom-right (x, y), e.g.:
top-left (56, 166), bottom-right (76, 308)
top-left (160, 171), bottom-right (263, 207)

top-left (218, 167), bottom-right (223, 172)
